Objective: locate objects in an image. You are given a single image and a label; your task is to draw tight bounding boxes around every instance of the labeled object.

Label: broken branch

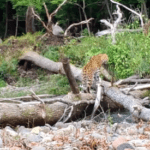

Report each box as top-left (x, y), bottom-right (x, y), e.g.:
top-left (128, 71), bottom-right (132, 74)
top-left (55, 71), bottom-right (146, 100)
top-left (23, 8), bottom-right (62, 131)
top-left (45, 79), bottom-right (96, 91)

top-left (64, 18), bottom-right (94, 36)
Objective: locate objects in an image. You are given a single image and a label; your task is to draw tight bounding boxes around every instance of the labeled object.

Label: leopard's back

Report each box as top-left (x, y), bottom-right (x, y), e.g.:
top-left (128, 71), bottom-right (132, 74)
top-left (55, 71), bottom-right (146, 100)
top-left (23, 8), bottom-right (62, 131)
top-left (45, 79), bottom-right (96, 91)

top-left (82, 54), bottom-right (108, 92)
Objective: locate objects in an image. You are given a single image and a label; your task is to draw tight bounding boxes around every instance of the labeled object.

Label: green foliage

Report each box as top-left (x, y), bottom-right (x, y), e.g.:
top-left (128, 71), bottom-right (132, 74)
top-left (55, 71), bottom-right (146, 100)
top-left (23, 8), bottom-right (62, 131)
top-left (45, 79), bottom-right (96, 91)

top-left (47, 74), bottom-right (70, 95)
top-left (42, 46), bottom-right (59, 62)
top-left (0, 79), bottom-right (6, 87)
top-left (11, 0), bottom-right (49, 10)
top-left (3, 32), bottom-right (42, 45)
top-left (126, 20), bottom-right (140, 29)
top-left (16, 74), bottom-right (70, 95)
top-left (107, 109), bottom-right (113, 126)
top-left (81, 28), bottom-right (89, 36)
top-left (0, 59), bottom-right (18, 78)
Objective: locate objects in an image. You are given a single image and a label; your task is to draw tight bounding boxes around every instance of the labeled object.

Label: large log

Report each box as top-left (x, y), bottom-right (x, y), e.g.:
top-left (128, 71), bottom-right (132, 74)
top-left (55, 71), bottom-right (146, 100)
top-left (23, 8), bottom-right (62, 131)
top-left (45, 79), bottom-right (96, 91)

top-left (102, 81), bottom-right (150, 121)
top-left (0, 93), bottom-right (95, 126)
top-left (20, 51), bottom-right (82, 81)
top-left (19, 51), bottom-right (111, 82)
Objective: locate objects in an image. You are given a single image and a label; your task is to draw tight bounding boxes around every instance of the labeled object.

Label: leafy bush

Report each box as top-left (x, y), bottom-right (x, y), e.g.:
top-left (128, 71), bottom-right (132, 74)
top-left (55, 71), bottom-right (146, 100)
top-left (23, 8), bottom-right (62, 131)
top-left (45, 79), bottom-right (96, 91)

top-left (48, 74), bottom-right (70, 95)
top-left (0, 59), bottom-right (18, 78)
top-left (0, 79), bottom-right (6, 87)
top-left (42, 46), bottom-right (59, 62)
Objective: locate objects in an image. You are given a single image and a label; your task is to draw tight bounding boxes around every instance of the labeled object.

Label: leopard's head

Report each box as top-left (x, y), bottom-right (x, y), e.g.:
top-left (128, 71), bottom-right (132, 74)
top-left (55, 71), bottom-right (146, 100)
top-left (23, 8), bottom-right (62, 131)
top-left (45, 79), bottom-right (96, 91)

top-left (101, 54), bottom-right (108, 65)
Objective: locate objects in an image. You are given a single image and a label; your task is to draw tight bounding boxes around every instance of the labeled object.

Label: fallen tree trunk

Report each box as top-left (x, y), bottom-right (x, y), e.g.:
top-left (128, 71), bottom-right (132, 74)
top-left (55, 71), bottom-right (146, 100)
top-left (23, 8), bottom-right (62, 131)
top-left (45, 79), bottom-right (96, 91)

top-left (19, 51), bottom-right (112, 81)
top-left (102, 81), bottom-right (150, 121)
top-left (20, 51), bottom-right (82, 81)
top-left (0, 93), bottom-right (95, 126)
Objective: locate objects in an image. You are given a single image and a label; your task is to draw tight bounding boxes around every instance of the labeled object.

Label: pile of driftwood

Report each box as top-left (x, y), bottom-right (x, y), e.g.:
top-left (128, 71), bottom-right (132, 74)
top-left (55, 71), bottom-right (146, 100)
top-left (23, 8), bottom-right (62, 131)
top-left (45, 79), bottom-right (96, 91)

top-left (0, 51), bottom-right (150, 126)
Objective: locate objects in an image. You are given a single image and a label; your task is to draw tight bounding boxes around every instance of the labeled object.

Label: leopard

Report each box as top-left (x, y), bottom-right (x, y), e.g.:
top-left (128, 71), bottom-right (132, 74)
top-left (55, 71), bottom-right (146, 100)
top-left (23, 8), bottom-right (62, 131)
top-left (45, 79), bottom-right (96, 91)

top-left (82, 53), bottom-right (108, 93)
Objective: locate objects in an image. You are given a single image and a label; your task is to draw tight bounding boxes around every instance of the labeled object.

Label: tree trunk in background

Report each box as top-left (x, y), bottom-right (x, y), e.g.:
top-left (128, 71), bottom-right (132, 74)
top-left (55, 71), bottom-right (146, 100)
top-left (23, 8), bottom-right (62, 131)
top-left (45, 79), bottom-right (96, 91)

top-left (15, 15), bottom-right (18, 37)
top-left (26, 7), bottom-right (36, 33)
top-left (141, 1), bottom-right (148, 21)
top-left (4, 2), bottom-right (8, 39)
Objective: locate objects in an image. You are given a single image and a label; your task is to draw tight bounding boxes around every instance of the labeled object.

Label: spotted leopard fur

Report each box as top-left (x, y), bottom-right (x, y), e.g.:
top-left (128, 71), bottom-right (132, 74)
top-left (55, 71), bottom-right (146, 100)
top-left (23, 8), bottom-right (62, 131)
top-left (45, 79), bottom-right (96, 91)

top-left (82, 54), bottom-right (108, 93)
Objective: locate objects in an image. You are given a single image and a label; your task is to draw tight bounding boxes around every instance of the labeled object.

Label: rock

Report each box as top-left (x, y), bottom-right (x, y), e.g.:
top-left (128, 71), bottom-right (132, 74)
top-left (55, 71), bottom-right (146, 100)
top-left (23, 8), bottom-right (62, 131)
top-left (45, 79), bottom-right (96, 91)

top-left (40, 126), bottom-right (51, 133)
top-left (52, 23), bottom-right (64, 36)
top-left (5, 126), bottom-right (18, 137)
top-left (72, 140), bottom-right (82, 148)
top-left (126, 128), bottom-right (138, 135)
top-left (80, 128), bottom-right (85, 133)
top-left (10, 147), bottom-right (21, 150)
top-left (0, 129), bottom-right (3, 136)
top-left (112, 133), bottom-right (119, 141)
top-left (27, 134), bottom-right (42, 142)
top-left (54, 122), bottom-right (69, 129)
top-left (0, 138), bottom-right (3, 148)
top-left (31, 127), bottom-right (41, 134)
top-left (17, 126), bottom-right (31, 136)
top-left (54, 125), bottom-right (76, 136)
top-left (91, 133), bottom-right (106, 140)
top-left (138, 127), bottom-right (144, 134)
top-left (63, 144), bottom-right (73, 150)
top-left (32, 146), bottom-right (46, 150)
top-left (42, 135), bottom-right (54, 142)
top-left (106, 126), bottom-right (112, 134)
top-left (112, 123), bottom-right (119, 132)
top-left (112, 136), bottom-right (128, 149)
top-left (116, 143), bottom-right (135, 150)
top-left (135, 147), bottom-right (148, 150)
top-left (129, 140), bottom-right (150, 147)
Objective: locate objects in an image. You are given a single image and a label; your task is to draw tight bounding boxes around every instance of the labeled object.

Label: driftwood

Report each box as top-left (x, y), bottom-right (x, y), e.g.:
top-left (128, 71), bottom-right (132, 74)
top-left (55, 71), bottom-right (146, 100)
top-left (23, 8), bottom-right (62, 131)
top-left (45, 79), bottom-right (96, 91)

top-left (0, 93), bottom-right (95, 126)
top-left (102, 81), bottom-right (150, 121)
top-left (0, 94), bottom-right (54, 102)
top-left (114, 75), bottom-right (150, 85)
top-left (121, 84), bottom-right (150, 92)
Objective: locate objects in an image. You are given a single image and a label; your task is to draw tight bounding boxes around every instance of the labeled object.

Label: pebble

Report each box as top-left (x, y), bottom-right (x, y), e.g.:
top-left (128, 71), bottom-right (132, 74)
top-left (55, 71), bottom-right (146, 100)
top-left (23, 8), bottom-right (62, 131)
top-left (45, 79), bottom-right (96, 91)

top-left (0, 138), bottom-right (3, 148)
top-left (1, 120), bottom-right (150, 149)
top-left (5, 126), bottom-right (18, 137)
top-left (32, 146), bottom-right (46, 150)
top-left (27, 134), bottom-right (42, 142)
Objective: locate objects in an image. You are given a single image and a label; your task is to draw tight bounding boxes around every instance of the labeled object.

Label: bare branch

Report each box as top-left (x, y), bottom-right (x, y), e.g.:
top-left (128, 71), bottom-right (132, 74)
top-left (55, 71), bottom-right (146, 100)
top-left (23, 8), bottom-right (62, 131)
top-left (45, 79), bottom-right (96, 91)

top-left (30, 89), bottom-right (45, 104)
top-left (95, 28), bottom-right (142, 36)
top-left (83, 0), bottom-right (85, 9)
top-left (43, 2), bottom-right (50, 23)
top-left (120, 84), bottom-right (150, 91)
top-left (100, 5), bottom-right (122, 44)
top-left (114, 5), bottom-right (122, 28)
top-left (63, 106), bottom-right (74, 123)
top-left (31, 7), bottom-right (51, 33)
top-left (91, 78), bottom-right (103, 119)
top-left (110, 0), bottom-right (144, 28)
top-left (64, 18), bottom-right (94, 36)
top-left (115, 78), bottom-right (150, 85)
top-left (50, 0), bottom-right (68, 18)
top-left (100, 20), bottom-right (113, 28)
